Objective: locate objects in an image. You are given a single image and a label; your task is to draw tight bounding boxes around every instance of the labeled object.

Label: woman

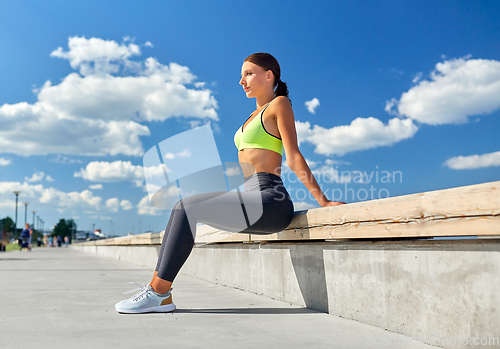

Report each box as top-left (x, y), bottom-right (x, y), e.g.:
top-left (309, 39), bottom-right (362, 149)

top-left (115, 53), bottom-right (346, 314)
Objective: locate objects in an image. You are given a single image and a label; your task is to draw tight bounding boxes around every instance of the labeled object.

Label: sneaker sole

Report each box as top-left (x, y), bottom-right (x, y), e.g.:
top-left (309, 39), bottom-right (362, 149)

top-left (116, 303), bottom-right (176, 314)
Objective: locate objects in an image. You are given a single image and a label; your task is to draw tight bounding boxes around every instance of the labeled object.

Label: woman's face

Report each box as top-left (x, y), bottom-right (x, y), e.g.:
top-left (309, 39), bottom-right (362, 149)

top-left (239, 61), bottom-right (272, 98)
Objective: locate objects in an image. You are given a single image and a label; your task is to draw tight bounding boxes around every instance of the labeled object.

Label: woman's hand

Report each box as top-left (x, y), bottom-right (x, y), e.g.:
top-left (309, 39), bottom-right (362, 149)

top-left (320, 200), bottom-right (347, 207)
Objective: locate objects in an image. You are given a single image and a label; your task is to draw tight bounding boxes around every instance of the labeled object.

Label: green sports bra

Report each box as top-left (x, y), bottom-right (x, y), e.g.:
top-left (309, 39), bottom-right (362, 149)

top-left (234, 101), bottom-right (283, 156)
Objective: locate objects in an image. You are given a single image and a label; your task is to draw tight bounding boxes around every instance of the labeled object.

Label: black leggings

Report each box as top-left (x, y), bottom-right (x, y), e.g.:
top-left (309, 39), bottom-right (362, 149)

top-left (155, 172), bottom-right (294, 281)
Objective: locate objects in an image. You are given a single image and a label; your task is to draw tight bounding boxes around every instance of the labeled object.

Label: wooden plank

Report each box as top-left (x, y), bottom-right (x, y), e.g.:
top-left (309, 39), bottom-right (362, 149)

top-left (196, 224), bottom-right (251, 244)
top-left (195, 180), bottom-right (500, 244)
top-left (97, 233), bottom-right (163, 246)
top-left (252, 215), bottom-right (500, 241)
top-left (300, 183), bottom-right (498, 226)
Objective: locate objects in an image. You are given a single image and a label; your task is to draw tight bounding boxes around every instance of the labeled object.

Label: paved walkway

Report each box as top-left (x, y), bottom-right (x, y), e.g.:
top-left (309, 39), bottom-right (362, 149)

top-left (0, 247), bottom-right (438, 349)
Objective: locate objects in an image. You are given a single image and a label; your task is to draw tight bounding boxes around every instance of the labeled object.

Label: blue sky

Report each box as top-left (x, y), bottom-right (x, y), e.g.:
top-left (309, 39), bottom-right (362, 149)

top-left (1, 0), bottom-right (499, 236)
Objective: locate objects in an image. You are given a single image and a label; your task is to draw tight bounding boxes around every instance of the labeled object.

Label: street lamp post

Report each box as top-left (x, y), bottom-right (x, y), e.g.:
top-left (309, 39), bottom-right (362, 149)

top-left (13, 191), bottom-right (21, 237)
top-left (24, 202), bottom-right (29, 226)
top-left (71, 219), bottom-right (78, 243)
top-left (32, 211), bottom-right (36, 245)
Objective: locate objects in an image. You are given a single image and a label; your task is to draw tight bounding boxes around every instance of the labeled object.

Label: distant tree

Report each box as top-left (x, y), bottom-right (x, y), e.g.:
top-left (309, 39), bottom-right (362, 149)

top-left (53, 219), bottom-right (69, 238)
top-left (1, 217), bottom-right (14, 234)
top-left (67, 219), bottom-right (77, 240)
top-left (52, 219), bottom-right (77, 241)
top-left (1, 217), bottom-right (14, 242)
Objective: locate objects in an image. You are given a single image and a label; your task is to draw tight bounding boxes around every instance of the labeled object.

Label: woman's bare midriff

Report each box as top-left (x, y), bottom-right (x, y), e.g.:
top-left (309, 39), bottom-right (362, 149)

top-left (238, 148), bottom-right (282, 177)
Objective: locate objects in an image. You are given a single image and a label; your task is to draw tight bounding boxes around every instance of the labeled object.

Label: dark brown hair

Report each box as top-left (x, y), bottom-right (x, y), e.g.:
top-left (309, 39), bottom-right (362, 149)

top-left (244, 52), bottom-right (290, 101)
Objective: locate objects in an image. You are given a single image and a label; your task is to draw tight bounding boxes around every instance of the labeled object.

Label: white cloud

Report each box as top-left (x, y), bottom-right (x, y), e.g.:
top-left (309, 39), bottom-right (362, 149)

top-left (74, 160), bottom-right (144, 187)
top-left (41, 189), bottom-right (101, 212)
top-left (225, 166), bottom-right (241, 176)
top-left (51, 155), bottom-right (83, 164)
top-left (325, 158), bottom-right (350, 166)
top-left (0, 181), bottom-right (102, 212)
top-left (443, 150), bottom-right (500, 170)
top-left (143, 164), bottom-right (170, 197)
top-left (0, 157), bottom-right (12, 166)
top-left (0, 36), bottom-right (218, 157)
top-left (0, 180), bottom-right (130, 214)
top-left (387, 57), bottom-right (500, 125)
top-left (311, 165), bottom-right (352, 184)
top-left (25, 172), bottom-right (44, 182)
top-left (145, 183), bottom-right (182, 210)
top-left (120, 200), bottom-right (133, 210)
top-left (412, 72), bottom-right (423, 84)
top-left (304, 158), bottom-right (320, 169)
top-left (50, 36), bottom-right (141, 76)
top-left (305, 98), bottom-right (320, 114)
top-left (89, 184), bottom-right (103, 190)
top-left (162, 148), bottom-right (191, 159)
top-left (25, 171), bottom-right (53, 182)
top-left (293, 201), bottom-right (318, 210)
top-left (296, 117), bottom-right (418, 156)
top-left (137, 195), bottom-right (164, 216)
top-left (105, 198), bottom-right (120, 212)
top-left (282, 159), bottom-right (351, 184)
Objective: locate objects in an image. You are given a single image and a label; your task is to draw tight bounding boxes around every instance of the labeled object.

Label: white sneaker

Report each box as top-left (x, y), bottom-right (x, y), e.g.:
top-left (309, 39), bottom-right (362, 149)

top-left (115, 282), bottom-right (176, 314)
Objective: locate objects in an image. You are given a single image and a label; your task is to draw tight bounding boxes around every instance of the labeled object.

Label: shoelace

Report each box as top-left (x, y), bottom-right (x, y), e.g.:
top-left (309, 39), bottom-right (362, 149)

top-left (124, 282), bottom-right (173, 302)
top-left (124, 282), bottom-right (150, 302)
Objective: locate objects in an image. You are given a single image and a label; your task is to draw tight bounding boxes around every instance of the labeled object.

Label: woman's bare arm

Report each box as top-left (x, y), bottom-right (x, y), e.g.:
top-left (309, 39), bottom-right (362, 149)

top-left (274, 96), bottom-right (346, 207)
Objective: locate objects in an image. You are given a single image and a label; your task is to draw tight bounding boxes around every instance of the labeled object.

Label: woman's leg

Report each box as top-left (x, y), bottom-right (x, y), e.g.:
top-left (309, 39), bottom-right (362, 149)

top-left (150, 271), bottom-right (171, 294)
top-left (149, 198), bottom-right (196, 293)
top-left (149, 189), bottom-right (263, 293)
top-left (149, 206), bottom-right (178, 294)
top-left (151, 187), bottom-right (293, 293)
top-left (153, 191), bottom-right (249, 288)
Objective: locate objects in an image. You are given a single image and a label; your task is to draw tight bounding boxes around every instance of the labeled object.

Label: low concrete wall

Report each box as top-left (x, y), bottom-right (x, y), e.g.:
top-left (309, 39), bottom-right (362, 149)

top-left (75, 244), bottom-right (161, 268)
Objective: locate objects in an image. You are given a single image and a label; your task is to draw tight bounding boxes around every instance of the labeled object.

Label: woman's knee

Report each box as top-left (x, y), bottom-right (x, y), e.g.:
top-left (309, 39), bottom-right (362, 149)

top-left (173, 199), bottom-right (184, 211)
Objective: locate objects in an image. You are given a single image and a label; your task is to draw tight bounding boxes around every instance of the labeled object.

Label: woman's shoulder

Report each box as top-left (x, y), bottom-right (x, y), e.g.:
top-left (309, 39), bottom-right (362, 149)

top-left (273, 95), bottom-right (291, 105)
top-left (269, 96), bottom-right (292, 113)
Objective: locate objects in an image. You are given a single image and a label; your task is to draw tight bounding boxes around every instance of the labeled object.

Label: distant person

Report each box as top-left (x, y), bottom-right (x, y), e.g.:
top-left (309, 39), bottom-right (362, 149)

top-left (20, 223), bottom-right (32, 251)
top-left (57, 235), bottom-right (62, 247)
top-left (64, 236), bottom-right (69, 247)
top-left (115, 53), bottom-right (346, 314)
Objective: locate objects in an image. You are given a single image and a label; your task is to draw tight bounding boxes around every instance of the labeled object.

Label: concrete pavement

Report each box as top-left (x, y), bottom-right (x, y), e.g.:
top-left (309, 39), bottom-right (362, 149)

top-left (0, 247), bottom-right (438, 349)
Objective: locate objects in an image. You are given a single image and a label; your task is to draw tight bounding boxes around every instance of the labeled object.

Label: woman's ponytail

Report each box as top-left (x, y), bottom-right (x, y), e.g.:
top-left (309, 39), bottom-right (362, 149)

top-left (275, 79), bottom-right (289, 100)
